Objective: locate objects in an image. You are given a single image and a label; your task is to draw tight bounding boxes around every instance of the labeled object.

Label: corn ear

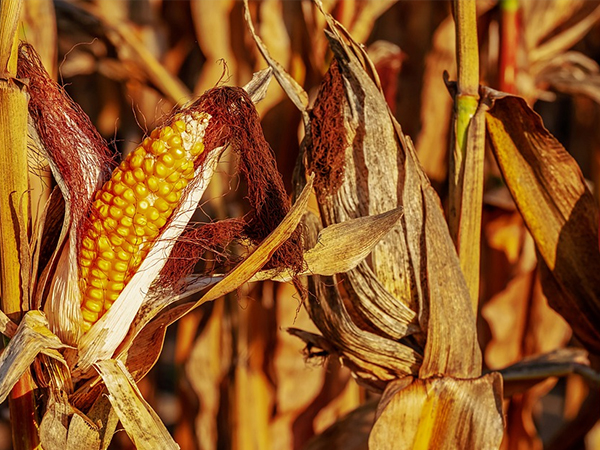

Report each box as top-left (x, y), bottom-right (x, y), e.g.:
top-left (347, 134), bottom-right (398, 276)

top-left (79, 112), bottom-right (210, 332)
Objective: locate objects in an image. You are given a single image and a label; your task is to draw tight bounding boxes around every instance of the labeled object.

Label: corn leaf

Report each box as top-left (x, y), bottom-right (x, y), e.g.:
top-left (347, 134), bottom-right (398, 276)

top-left (499, 348), bottom-right (600, 397)
top-left (94, 359), bottom-right (179, 450)
top-left (39, 390), bottom-right (73, 450)
top-left (485, 91), bottom-right (600, 355)
top-left (251, 207), bottom-right (408, 283)
top-left (67, 393), bottom-right (118, 450)
top-left (368, 374), bottom-right (504, 450)
top-left (0, 311), bottom-right (67, 403)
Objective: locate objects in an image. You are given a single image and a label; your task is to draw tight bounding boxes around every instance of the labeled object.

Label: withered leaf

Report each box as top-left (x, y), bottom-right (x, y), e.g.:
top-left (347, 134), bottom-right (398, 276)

top-left (304, 400), bottom-right (377, 450)
top-left (251, 207), bottom-right (409, 285)
top-left (39, 390), bottom-right (73, 450)
top-left (94, 359), bottom-right (179, 450)
top-left (0, 311), bottom-right (67, 403)
top-left (67, 391), bottom-right (119, 450)
top-left (499, 348), bottom-right (600, 397)
top-left (253, 4), bottom-right (482, 380)
top-left (485, 91), bottom-right (600, 354)
top-left (368, 374), bottom-right (504, 450)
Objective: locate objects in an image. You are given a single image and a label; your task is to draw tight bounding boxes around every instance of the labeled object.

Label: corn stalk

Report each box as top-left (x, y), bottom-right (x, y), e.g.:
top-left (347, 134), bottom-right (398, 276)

top-left (0, 1), bottom-right (40, 449)
top-left (449, 0), bottom-right (485, 313)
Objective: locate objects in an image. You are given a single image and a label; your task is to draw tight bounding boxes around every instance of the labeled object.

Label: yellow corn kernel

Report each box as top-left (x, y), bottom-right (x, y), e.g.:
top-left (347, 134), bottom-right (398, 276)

top-left (78, 111), bottom-right (211, 331)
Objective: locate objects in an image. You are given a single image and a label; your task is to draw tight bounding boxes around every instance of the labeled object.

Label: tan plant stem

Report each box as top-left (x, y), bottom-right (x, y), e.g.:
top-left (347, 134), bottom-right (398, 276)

top-left (8, 368), bottom-right (40, 450)
top-left (499, 0), bottom-right (519, 93)
top-left (1, 1), bottom-right (40, 448)
top-left (450, 0), bottom-right (483, 313)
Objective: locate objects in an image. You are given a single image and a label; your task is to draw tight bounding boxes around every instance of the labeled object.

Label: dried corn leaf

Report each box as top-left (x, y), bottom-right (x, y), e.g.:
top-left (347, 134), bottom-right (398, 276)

top-left (499, 348), bottom-right (600, 397)
top-left (271, 282), bottom-right (345, 449)
top-left (536, 52), bottom-right (600, 104)
top-left (0, 311), bottom-right (67, 403)
top-left (368, 374), bottom-right (504, 450)
top-left (191, 0), bottom-right (236, 96)
top-left (324, 11), bottom-right (480, 378)
top-left (485, 91), bottom-right (600, 354)
top-left (67, 394), bottom-right (118, 450)
top-left (186, 302), bottom-right (230, 450)
top-left (88, 4), bottom-right (191, 105)
top-left (251, 207), bottom-right (407, 282)
top-left (95, 359), bottom-right (178, 450)
top-left (67, 414), bottom-right (101, 450)
top-left (415, 16), bottom-right (455, 184)
top-left (244, 0), bottom-right (309, 123)
top-left (529, 3), bottom-right (600, 63)
top-left (39, 390), bottom-right (73, 450)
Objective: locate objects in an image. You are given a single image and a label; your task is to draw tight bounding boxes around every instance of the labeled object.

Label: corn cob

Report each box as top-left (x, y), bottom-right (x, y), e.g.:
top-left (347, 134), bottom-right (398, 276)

top-left (79, 111), bottom-right (210, 332)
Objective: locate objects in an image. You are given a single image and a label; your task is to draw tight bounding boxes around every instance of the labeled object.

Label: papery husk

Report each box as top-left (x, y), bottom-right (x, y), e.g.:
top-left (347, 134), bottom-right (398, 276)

top-left (485, 90), bottom-right (600, 355)
top-left (250, 207), bottom-right (408, 284)
top-left (39, 389), bottom-right (72, 450)
top-left (67, 395), bottom-right (118, 450)
top-left (18, 43), bottom-right (114, 346)
top-left (95, 359), bottom-right (179, 450)
top-left (368, 374), bottom-right (504, 450)
top-left (247, 1), bottom-right (481, 383)
top-left (0, 311), bottom-right (67, 403)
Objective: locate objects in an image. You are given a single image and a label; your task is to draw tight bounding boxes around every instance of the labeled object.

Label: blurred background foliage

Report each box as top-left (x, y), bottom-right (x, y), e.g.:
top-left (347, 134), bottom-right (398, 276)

top-left (4, 0), bottom-right (600, 449)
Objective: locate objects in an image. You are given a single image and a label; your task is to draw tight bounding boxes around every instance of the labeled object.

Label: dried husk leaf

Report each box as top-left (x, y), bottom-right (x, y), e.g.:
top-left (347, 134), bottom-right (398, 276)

top-left (94, 359), bottom-right (179, 450)
top-left (19, 44), bottom-right (113, 346)
top-left (299, 214), bottom-right (421, 388)
top-left (67, 394), bottom-right (118, 450)
top-left (66, 414), bottom-right (101, 450)
top-left (0, 311), bottom-right (67, 403)
top-left (251, 207), bottom-right (409, 283)
top-left (322, 10), bottom-right (481, 379)
top-left (39, 390), bottom-right (73, 450)
top-left (368, 374), bottom-right (504, 450)
top-left (248, 2), bottom-right (481, 381)
top-left (485, 91), bottom-right (600, 354)
top-left (244, 0), bottom-right (309, 124)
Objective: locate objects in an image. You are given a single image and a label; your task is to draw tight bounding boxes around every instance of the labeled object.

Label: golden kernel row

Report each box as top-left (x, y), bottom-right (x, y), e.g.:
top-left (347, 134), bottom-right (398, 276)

top-left (79, 113), bottom-right (208, 332)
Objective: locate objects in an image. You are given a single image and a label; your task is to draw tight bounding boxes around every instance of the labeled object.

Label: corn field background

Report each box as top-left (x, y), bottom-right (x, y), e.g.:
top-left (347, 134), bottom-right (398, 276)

top-left (1, 0), bottom-right (600, 449)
